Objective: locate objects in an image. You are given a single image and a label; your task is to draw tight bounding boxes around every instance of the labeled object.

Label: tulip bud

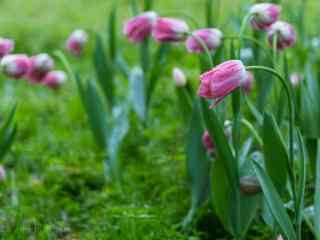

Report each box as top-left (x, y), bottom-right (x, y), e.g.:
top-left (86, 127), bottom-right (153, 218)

top-left (186, 28), bottom-right (223, 53)
top-left (153, 17), bottom-right (189, 42)
top-left (172, 67), bottom-right (186, 87)
top-left (123, 11), bottom-right (157, 43)
top-left (42, 70), bottom-right (67, 89)
top-left (0, 38), bottom-right (14, 58)
top-left (0, 54), bottom-right (30, 79)
top-left (290, 73), bottom-right (300, 88)
top-left (66, 29), bottom-right (88, 56)
top-left (27, 53), bottom-right (54, 83)
top-left (249, 3), bottom-right (281, 30)
top-left (240, 176), bottom-right (261, 196)
top-left (268, 21), bottom-right (296, 51)
top-left (0, 165), bottom-right (6, 182)
top-left (198, 60), bottom-right (247, 108)
top-left (241, 71), bottom-right (254, 93)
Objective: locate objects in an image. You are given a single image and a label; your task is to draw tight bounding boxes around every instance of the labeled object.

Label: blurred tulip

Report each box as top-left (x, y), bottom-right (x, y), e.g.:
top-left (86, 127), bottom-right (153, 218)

top-left (0, 54), bottom-right (30, 79)
top-left (0, 38), bottom-right (14, 58)
top-left (66, 29), bottom-right (88, 56)
top-left (240, 48), bottom-right (253, 61)
top-left (240, 176), bottom-right (261, 195)
top-left (186, 28), bottom-right (223, 53)
top-left (27, 53), bottom-right (54, 83)
top-left (241, 71), bottom-right (254, 93)
top-left (152, 17), bottom-right (189, 42)
top-left (290, 72), bottom-right (300, 88)
top-left (249, 3), bottom-right (281, 30)
top-left (123, 11), bottom-right (157, 43)
top-left (202, 131), bottom-right (215, 154)
top-left (42, 70), bottom-right (67, 89)
top-left (0, 165), bottom-right (6, 182)
top-left (268, 21), bottom-right (296, 51)
top-left (198, 60), bottom-right (247, 108)
top-left (172, 67), bottom-right (186, 87)
top-left (276, 235), bottom-right (283, 240)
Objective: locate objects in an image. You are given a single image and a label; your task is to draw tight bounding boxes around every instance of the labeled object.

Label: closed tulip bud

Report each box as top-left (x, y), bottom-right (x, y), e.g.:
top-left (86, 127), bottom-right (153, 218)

top-left (172, 67), bottom-right (186, 87)
top-left (241, 71), bottom-right (254, 93)
top-left (249, 3), bottom-right (281, 30)
top-left (42, 70), bottom-right (67, 89)
top-left (0, 165), bottom-right (6, 182)
top-left (202, 131), bottom-right (215, 154)
top-left (240, 176), bottom-right (261, 196)
top-left (0, 38), bottom-right (14, 58)
top-left (0, 54), bottom-right (30, 79)
top-left (123, 11), bottom-right (157, 43)
top-left (153, 17), bottom-right (189, 42)
top-left (268, 21), bottom-right (296, 51)
top-left (66, 29), bottom-right (88, 56)
top-left (198, 60), bottom-right (247, 108)
top-left (186, 28), bottom-right (223, 53)
top-left (290, 73), bottom-right (300, 88)
top-left (27, 53), bottom-right (54, 83)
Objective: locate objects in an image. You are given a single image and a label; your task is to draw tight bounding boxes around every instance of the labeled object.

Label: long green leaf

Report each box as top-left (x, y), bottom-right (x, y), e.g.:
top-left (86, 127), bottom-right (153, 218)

top-left (315, 140), bottom-right (320, 239)
top-left (129, 67), bottom-right (146, 121)
top-left (108, 7), bottom-right (117, 61)
top-left (252, 161), bottom-right (296, 240)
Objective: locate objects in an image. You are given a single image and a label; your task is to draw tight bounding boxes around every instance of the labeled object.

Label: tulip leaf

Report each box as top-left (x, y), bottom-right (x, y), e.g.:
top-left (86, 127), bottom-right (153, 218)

top-left (93, 33), bottom-right (114, 107)
top-left (315, 140), bottom-right (320, 239)
top-left (252, 160), bottom-right (297, 240)
top-left (0, 105), bottom-right (17, 160)
top-left (176, 85), bottom-right (193, 123)
top-left (129, 67), bottom-right (146, 121)
top-left (262, 112), bottom-right (288, 194)
top-left (108, 6), bottom-right (117, 61)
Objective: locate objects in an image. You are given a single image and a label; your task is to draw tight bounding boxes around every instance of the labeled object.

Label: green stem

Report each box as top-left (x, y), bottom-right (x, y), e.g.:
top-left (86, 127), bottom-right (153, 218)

top-left (188, 32), bottom-right (214, 68)
top-left (238, 13), bottom-right (252, 57)
top-left (54, 50), bottom-right (76, 82)
top-left (241, 118), bottom-right (263, 146)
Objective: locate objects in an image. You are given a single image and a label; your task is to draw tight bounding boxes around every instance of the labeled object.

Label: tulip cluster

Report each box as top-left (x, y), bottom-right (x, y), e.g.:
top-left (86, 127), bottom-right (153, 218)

top-left (0, 38), bottom-right (67, 89)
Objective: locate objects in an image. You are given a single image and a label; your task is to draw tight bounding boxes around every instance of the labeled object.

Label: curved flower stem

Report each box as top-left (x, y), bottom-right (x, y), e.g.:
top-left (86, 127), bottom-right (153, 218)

top-left (187, 32), bottom-right (214, 68)
top-left (54, 50), bottom-right (76, 82)
top-left (241, 118), bottom-right (263, 146)
top-left (272, 35), bottom-right (278, 67)
top-left (246, 65), bottom-right (297, 227)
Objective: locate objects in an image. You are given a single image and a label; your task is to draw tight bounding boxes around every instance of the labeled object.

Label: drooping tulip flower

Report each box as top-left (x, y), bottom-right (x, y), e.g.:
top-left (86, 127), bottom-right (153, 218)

top-left (241, 71), bottom-right (254, 93)
top-left (186, 28), bottom-right (223, 53)
top-left (0, 165), bottom-right (6, 182)
top-left (172, 67), bottom-right (186, 87)
top-left (198, 60), bottom-right (247, 108)
top-left (0, 38), bottom-right (14, 58)
top-left (290, 73), bottom-right (300, 88)
top-left (268, 21), bottom-right (296, 51)
top-left (27, 53), bottom-right (54, 83)
top-left (0, 54), bottom-right (30, 79)
top-left (152, 17), bottom-right (189, 42)
top-left (202, 131), bottom-right (215, 154)
top-left (42, 70), bottom-right (67, 89)
top-left (240, 176), bottom-right (261, 195)
top-left (249, 3), bottom-right (281, 30)
top-left (66, 29), bottom-right (88, 56)
top-left (123, 11), bottom-right (157, 43)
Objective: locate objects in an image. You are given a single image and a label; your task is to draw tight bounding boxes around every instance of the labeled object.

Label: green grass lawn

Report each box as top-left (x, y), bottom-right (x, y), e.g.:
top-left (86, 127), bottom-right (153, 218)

top-left (0, 0), bottom-right (319, 239)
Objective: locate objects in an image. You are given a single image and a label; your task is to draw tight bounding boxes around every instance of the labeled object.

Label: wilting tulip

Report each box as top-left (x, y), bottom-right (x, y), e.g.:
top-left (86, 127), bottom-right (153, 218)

top-left (290, 73), bottom-right (300, 88)
top-left (66, 29), bottom-right (88, 56)
top-left (0, 54), bottom-right (30, 79)
top-left (0, 165), bottom-right (6, 182)
top-left (240, 176), bottom-right (261, 195)
top-left (172, 67), bottom-right (186, 87)
top-left (27, 53), bottom-right (54, 83)
top-left (198, 60), bottom-right (247, 108)
top-left (42, 70), bottom-right (67, 89)
top-left (123, 11), bottom-right (157, 43)
top-left (186, 28), bottom-right (223, 53)
top-left (249, 3), bottom-right (281, 30)
top-left (152, 17), bottom-right (189, 42)
top-left (202, 131), bottom-right (215, 154)
top-left (241, 71), bottom-right (254, 93)
top-left (268, 21), bottom-right (296, 51)
top-left (0, 38), bottom-right (14, 58)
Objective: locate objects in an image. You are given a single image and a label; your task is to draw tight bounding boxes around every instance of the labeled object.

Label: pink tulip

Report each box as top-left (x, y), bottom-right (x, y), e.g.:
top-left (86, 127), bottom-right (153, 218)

top-left (0, 165), bottom-right (6, 182)
top-left (0, 38), bottom-right (14, 58)
top-left (186, 28), bottom-right (223, 53)
top-left (268, 21), bottom-right (296, 51)
top-left (42, 70), bottom-right (67, 89)
top-left (290, 73), bottom-right (300, 88)
top-left (0, 54), bottom-right (30, 79)
top-left (66, 29), bottom-right (88, 56)
top-left (249, 3), bottom-right (281, 30)
top-left (198, 60), bottom-right (247, 107)
top-left (27, 53), bottom-right (54, 83)
top-left (123, 11), bottom-right (157, 43)
top-left (152, 17), bottom-right (189, 42)
top-left (172, 67), bottom-right (186, 87)
top-left (202, 131), bottom-right (215, 154)
top-left (241, 71), bottom-right (254, 93)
